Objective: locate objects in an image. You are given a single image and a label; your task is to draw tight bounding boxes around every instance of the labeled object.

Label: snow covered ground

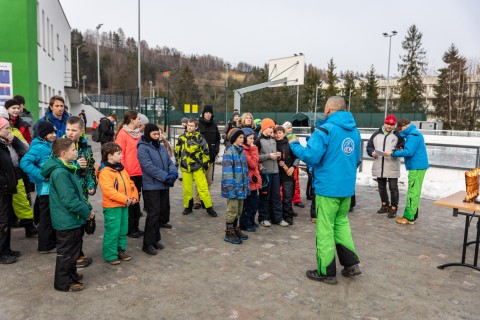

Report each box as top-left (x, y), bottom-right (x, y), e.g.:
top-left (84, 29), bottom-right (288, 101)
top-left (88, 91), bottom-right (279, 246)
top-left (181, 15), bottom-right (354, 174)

top-left (213, 132), bottom-right (477, 201)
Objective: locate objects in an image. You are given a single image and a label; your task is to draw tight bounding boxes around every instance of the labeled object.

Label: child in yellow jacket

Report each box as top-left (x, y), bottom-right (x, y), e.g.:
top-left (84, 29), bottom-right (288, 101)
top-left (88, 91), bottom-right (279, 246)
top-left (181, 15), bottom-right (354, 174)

top-left (96, 142), bottom-right (138, 265)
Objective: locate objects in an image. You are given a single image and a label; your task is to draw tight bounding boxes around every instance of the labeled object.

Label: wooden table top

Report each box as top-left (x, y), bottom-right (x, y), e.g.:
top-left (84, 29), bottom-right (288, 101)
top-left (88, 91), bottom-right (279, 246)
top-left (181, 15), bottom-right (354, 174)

top-left (434, 191), bottom-right (480, 212)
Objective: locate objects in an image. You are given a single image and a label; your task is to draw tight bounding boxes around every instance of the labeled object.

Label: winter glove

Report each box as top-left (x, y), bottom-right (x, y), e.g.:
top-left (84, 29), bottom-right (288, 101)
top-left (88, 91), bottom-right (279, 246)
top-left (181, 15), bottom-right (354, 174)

top-left (166, 178), bottom-right (175, 188)
top-left (84, 217), bottom-right (96, 235)
top-left (202, 162), bottom-right (209, 171)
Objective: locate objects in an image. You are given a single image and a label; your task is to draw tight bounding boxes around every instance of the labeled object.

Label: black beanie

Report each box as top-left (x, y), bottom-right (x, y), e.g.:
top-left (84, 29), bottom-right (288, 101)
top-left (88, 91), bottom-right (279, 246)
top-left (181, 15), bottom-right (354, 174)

top-left (228, 128), bottom-right (244, 144)
top-left (38, 121), bottom-right (56, 139)
top-left (4, 99), bottom-right (20, 109)
top-left (143, 123), bottom-right (159, 142)
top-left (202, 105), bottom-right (214, 117)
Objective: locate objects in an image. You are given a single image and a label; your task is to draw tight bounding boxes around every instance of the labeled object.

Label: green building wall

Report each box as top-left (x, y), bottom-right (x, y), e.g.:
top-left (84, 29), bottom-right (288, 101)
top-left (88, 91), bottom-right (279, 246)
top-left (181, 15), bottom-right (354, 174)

top-left (0, 0), bottom-right (39, 120)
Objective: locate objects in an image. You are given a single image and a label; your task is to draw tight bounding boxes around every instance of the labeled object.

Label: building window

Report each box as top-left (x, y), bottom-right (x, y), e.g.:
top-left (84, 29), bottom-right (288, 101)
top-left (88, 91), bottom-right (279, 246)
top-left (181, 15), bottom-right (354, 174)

top-left (58, 90), bottom-right (62, 98)
top-left (38, 82), bottom-right (42, 102)
top-left (42, 10), bottom-right (45, 49)
top-left (44, 84), bottom-right (47, 102)
top-left (51, 24), bottom-right (54, 59)
top-left (57, 34), bottom-right (60, 50)
top-left (47, 17), bottom-right (50, 56)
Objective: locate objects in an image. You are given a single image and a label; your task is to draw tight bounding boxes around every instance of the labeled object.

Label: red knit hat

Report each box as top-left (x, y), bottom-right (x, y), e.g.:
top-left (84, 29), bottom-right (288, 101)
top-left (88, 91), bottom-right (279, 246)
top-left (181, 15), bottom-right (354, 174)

top-left (384, 115), bottom-right (397, 126)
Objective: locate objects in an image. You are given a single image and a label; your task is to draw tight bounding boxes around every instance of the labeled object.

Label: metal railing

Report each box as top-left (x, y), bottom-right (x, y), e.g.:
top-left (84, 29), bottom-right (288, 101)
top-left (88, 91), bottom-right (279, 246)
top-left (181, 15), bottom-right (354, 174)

top-left (166, 125), bottom-right (480, 172)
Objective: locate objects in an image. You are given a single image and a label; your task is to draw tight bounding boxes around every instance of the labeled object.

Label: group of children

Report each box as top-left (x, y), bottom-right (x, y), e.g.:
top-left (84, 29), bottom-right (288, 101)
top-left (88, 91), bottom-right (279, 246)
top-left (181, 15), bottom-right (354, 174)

top-left (220, 118), bottom-right (303, 244)
top-left (1, 103), bottom-right (309, 292)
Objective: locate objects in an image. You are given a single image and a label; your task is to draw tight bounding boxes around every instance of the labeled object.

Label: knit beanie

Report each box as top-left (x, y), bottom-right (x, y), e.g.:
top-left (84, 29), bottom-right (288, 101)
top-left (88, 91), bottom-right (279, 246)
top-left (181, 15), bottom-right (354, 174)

top-left (180, 117), bottom-right (189, 124)
top-left (228, 128), bottom-right (244, 144)
top-left (232, 111), bottom-right (240, 118)
top-left (282, 121), bottom-right (292, 130)
top-left (37, 121), bottom-right (56, 139)
top-left (241, 127), bottom-right (255, 138)
top-left (384, 114), bottom-right (397, 126)
top-left (261, 118), bottom-right (275, 132)
top-left (4, 99), bottom-right (20, 109)
top-left (0, 116), bottom-right (9, 129)
top-left (143, 123), bottom-right (159, 142)
top-left (202, 105), bottom-right (214, 117)
top-left (139, 114), bottom-right (149, 125)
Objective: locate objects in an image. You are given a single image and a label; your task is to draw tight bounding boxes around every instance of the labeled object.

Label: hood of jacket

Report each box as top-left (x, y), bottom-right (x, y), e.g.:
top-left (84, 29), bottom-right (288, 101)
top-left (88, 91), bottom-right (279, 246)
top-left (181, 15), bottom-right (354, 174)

top-left (325, 111), bottom-right (357, 131)
top-left (41, 156), bottom-right (77, 179)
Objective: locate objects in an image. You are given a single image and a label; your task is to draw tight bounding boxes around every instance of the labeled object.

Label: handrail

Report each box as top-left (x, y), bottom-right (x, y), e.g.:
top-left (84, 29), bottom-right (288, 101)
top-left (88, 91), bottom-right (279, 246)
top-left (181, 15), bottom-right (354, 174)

top-left (167, 125), bottom-right (480, 172)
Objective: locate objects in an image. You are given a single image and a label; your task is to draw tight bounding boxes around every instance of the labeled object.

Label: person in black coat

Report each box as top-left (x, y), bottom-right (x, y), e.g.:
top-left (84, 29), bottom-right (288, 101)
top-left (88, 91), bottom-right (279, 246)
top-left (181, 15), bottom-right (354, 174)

top-left (194, 105), bottom-right (221, 209)
top-left (98, 113), bottom-right (118, 145)
top-left (0, 118), bottom-right (20, 264)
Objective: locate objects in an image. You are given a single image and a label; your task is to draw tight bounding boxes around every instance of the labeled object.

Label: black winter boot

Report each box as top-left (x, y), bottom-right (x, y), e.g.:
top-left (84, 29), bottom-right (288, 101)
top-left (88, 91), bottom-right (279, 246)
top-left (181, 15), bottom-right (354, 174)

top-left (206, 207), bottom-right (217, 217)
top-left (183, 199), bottom-right (194, 215)
top-left (224, 224), bottom-right (242, 244)
top-left (388, 206), bottom-right (398, 218)
top-left (21, 219), bottom-right (38, 238)
top-left (233, 220), bottom-right (248, 240)
top-left (377, 202), bottom-right (389, 214)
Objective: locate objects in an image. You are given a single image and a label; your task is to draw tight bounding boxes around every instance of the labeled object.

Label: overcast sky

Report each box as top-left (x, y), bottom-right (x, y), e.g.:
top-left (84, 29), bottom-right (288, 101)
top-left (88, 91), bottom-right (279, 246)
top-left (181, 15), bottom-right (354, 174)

top-left (60, 0), bottom-right (479, 77)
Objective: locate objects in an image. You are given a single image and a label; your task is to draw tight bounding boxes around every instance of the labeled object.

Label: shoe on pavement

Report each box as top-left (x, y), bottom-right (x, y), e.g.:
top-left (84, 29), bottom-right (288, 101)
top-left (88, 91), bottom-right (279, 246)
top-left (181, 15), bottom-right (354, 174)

top-left (8, 250), bottom-right (21, 257)
top-left (142, 245), bottom-right (158, 255)
top-left (277, 220), bottom-right (289, 227)
top-left (206, 207), bottom-right (218, 217)
top-left (341, 264), bottom-right (362, 277)
top-left (161, 223), bottom-right (172, 229)
top-left (152, 242), bottom-right (165, 250)
top-left (396, 217), bottom-right (415, 225)
top-left (193, 203), bottom-right (202, 210)
top-left (68, 282), bottom-right (84, 292)
top-left (118, 250), bottom-right (132, 261)
top-left (294, 202), bottom-right (305, 208)
top-left (260, 220), bottom-right (271, 227)
top-left (0, 255), bottom-right (17, 264)
top-left (377, 203), bottom-right (389, 214)
top-left (127, 231), bottom-right (140, 238)
top-left (305, 270), bottom-right (337, 285)
top-left (182, 208), bottom-right (193, 215)
top-left (387, 206), bottom-right (398, 218)
top-left (39, 248), bottom-right (57, 254)
top-left (311, 218), bottom-right (317, 223)
top-left (224, 229), bottom-right (242, 245)
top-left (76, 256), bottom-right (92, 268)
top-left (108, 259), bottom-right (121, 265)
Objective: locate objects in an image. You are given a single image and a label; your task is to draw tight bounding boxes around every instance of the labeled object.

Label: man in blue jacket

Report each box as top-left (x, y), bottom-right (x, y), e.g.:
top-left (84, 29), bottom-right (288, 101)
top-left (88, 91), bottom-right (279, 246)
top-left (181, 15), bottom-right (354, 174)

top-left (385, 118), bottom-right (429, 225)
top-left (289, 96), bottom-right (361, 285)
top-left (33, 96), bottom-right (70, 138)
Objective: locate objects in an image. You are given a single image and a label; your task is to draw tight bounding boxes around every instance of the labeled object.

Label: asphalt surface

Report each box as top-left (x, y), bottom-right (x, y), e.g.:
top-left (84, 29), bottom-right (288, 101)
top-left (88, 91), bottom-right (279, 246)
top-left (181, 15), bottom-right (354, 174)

top-left (1, 138), bottom-right (479, 320)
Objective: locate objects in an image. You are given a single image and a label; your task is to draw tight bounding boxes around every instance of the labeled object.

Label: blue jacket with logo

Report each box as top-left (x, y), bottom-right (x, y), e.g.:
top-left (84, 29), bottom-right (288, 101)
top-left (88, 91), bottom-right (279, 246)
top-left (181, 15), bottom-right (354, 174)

top-left (290, 111), bottom-right (361, 198)
top-left (392, 124), bottom-right (429, 170)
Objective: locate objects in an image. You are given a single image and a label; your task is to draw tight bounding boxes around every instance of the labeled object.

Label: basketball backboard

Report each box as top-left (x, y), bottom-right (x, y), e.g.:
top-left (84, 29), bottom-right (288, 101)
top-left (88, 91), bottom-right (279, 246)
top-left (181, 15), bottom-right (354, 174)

top-left (268, 55), bottom-right (305, 87)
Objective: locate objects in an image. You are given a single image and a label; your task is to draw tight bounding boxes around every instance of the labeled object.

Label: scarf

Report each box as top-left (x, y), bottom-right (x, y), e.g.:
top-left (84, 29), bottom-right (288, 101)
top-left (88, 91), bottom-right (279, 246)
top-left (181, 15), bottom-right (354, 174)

top-left (122, 124), bottom-right (142, 139)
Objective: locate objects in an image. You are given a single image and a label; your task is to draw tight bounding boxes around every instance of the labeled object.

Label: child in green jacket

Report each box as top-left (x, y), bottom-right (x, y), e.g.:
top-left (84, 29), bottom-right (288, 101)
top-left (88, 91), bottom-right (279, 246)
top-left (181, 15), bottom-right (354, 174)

top-left (41, 138), bottom-right (94, 292)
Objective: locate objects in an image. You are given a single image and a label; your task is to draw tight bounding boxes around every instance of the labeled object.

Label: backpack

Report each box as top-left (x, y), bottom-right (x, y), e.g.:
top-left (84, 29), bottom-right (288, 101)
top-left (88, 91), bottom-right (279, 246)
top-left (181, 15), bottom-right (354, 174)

top-left (91, 125), bottom-right (102, 142)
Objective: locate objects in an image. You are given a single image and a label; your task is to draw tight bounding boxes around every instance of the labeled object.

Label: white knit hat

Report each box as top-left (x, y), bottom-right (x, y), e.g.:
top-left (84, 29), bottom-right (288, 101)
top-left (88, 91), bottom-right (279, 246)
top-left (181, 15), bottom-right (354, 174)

top-left (282, 121), bottom-right (292, 130)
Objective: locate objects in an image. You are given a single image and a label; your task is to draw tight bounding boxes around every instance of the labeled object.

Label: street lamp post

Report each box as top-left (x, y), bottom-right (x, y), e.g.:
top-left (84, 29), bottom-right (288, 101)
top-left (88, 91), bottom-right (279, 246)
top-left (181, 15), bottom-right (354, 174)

top-left (76, 44), bottom-right (83, 89)
top-left (81, 75), bottom-right (87, 102)
top-left (383, 30), bottom-right (397, 117)
top-left (96, 23), bottom-right (103, 109)
top-left (348, 88), bottom-right (353, 112)
top-left (314, 83), bottom-right (321, 122)
top-left (225, 63), bottom-right (230, 125)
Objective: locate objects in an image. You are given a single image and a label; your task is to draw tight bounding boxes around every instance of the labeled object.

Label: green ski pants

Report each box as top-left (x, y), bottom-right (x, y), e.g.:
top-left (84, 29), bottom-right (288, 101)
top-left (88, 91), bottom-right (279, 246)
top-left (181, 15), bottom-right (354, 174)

top-left (403, 169), bottom-right (427, 221)
top-left (103, 207), bottom-right (128, 262)
top-left (315, 195), bottom-right (359, 277)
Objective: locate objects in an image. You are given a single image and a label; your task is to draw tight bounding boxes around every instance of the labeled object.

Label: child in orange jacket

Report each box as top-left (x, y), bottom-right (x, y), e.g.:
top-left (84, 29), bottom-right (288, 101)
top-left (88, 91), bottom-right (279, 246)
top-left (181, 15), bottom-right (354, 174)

top-left (96, 142), bottom-right (138, 265)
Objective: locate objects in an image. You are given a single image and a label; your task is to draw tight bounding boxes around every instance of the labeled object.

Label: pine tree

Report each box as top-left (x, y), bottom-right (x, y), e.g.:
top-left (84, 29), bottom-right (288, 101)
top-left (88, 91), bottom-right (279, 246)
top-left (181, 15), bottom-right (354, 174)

top-left (303, 64), bottom-right (322, 112)
top-left (397, 25), bottom-right (428, 112)
top-left (434, 44), bottom-right (468, 129)
top-left (363, 65), bottom-right (380, 112)
top-left (324, 58), bottom-right (339, 98)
